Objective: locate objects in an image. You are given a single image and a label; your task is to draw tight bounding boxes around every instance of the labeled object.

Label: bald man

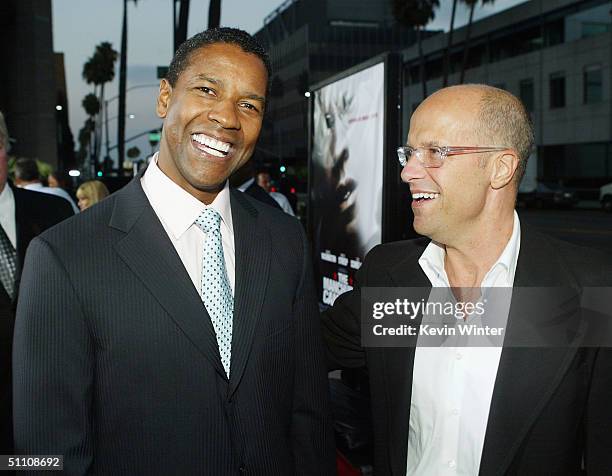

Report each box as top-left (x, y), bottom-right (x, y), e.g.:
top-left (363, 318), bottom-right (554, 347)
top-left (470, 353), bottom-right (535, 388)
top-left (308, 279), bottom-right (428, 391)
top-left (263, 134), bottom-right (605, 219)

top-left (322, 85), bottom-right (612, 475)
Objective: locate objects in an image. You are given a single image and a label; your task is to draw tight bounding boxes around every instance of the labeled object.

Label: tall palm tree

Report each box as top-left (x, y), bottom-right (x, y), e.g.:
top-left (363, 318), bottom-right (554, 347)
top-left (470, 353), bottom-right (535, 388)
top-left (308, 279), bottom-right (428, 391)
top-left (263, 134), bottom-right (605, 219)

top-left (459, 0), bottom-right (494, 84)
top-left (208, 0), bottom-right (221, 29)
top-left (392, 0), bottom-right (439, 100)
top-left (81, 94), bottom-right (100, 174)
top-left (118, 0), bottom-right (138, 175)
top-left (82, 42), bottom-right (118, 166)
top-left (442, 0), bottom-right (458, 87)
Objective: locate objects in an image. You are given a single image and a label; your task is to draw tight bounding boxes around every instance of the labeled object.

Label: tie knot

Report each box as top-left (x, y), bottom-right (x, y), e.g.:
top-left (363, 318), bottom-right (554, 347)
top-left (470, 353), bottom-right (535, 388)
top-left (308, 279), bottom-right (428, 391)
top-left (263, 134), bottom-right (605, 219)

top-left (195, 208), bottom-right (221, 233)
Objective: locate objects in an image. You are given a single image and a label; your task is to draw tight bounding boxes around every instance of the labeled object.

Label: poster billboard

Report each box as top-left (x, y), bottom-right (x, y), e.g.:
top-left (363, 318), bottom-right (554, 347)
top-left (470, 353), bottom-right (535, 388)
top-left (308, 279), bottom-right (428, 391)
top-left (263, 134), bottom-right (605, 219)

top-left (310, 61), bottom-right (386, 306)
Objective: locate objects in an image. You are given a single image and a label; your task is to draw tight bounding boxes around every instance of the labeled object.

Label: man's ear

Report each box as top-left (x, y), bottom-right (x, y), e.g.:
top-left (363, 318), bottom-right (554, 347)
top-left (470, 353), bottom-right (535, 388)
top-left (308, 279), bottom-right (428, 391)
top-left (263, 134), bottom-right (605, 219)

top-left (156, 79), bottom-right (172, 118)
top-left (490, 151), bottom-right (519, 190)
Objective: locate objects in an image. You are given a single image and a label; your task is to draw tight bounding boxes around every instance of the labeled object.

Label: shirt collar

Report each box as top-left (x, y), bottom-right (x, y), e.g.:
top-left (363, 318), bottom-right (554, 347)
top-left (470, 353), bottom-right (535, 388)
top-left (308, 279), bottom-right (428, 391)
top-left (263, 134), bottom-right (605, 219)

top-left (418, 210), bottom-right (521, 287)
top-left (141, 153), bottom-right (234, 240)
top-left (0, 183), bottom-right (14, 209)
top-left (23, 182), bottom-right (44, 191)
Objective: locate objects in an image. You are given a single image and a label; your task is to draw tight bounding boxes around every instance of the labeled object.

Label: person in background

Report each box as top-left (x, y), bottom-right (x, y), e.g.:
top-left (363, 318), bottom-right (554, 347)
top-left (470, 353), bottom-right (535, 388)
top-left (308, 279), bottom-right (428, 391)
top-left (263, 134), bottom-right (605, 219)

top-left (75, 180), bottom-right (109, 211)
top-left (0, 111), bottom-right (73, 454)
top-left (234, 160), bottom-right (282, 210)
top-left (255, 169), bottom-right (295, 216)
top-left (48, 169), bottom-right (74, 194)
top-left (13, 157), bottom-right (79, 213)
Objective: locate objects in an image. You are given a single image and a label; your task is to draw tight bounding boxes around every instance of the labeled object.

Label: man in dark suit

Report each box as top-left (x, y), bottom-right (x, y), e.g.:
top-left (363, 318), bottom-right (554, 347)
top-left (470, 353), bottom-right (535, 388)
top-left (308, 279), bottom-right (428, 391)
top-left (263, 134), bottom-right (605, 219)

top-left (13, 28), bottom-right (334, 475)
top-left (0, 112), bottom-right (74, 453)
top-left (323, 85), bottom-right (612, 475)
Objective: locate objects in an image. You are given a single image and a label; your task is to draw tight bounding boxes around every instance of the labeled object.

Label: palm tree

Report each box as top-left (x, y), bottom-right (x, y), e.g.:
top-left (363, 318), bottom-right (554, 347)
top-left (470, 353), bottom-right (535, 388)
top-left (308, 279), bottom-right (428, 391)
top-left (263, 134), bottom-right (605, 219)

top-left (118, 0), bottom-right (139, 175)
top-left (459, 0), bottom-right (494, 84)
top-left (208, 0), bottom-right (221, 29)
top-left (392, 0), bottom-right (439, 99)
top-left (442, 0), bottom-right (458, 87)
top-left (81, 95), bottom-right (100, 174)
top-left (82, 42), bottom-right (118, 166)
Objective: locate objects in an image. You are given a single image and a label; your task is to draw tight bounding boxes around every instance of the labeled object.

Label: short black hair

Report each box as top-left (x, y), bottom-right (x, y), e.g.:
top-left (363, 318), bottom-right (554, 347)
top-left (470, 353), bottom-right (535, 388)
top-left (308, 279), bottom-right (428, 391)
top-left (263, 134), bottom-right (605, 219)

top-left (166, 27), bottom-right (272, 91)
top-left (14, 157), bottom-right (40, 181)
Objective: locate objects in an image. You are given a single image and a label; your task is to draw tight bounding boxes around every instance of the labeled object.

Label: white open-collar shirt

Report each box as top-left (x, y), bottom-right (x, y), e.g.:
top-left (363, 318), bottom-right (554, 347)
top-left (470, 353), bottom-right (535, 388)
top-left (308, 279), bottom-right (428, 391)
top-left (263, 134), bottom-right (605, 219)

top-left (407, 211), bottom-right (521, 476)
top-left (141, 154), bottom-right (235, 295)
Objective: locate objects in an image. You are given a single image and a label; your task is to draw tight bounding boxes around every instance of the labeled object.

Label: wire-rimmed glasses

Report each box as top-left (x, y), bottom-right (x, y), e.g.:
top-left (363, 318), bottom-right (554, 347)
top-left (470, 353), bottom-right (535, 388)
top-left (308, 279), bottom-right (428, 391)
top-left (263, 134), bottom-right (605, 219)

top-left (397, 145), bottom-right (509, 168)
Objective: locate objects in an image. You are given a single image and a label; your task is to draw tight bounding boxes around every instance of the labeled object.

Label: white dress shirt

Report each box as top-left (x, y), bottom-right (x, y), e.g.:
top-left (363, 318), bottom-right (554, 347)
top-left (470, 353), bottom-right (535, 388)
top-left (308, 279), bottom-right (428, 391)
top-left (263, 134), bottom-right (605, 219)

top-left (22, 182), bottom-right (80, 214)
top-left (141, 155), bottom-right (235, 294)
top-left (406, 211), bottom-right (521, 476)
top-left (0, 185), bottom-right (16, 247)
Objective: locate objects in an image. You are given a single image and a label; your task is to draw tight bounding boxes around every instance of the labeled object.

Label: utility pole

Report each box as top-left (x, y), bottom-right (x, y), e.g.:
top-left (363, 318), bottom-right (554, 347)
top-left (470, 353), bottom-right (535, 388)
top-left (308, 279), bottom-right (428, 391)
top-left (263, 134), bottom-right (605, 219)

top-left (117, 0), bottom-right (128, 174)
top-left (208, 0), bottom-right (221, 29)
top-left (174, 0), bottom-right (190, 51)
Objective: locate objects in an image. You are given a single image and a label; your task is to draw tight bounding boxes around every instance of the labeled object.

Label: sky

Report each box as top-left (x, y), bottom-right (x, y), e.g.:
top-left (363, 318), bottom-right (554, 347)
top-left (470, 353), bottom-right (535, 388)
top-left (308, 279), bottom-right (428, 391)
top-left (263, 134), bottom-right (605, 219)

top-left (52, 0), bottom-right (527, 164)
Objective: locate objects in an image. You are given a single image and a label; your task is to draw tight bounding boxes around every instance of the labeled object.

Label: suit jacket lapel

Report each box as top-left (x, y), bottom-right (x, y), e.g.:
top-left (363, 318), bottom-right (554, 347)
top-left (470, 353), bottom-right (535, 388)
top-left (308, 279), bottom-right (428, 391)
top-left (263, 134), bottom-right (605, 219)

top-left (479, 226), bottom-right (583, 475)
top-left (228, 190), bottom-right (270, 397)
top-left (383, 245), bottom-right (430, 476)
top-left (111, 177), bottom-right (226, 377)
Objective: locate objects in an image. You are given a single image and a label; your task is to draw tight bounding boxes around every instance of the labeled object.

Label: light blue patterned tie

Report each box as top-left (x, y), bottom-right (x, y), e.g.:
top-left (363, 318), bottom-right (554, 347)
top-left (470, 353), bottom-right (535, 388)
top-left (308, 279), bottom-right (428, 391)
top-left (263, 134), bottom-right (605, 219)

top-left (195, 208), bottom-right (233, 377)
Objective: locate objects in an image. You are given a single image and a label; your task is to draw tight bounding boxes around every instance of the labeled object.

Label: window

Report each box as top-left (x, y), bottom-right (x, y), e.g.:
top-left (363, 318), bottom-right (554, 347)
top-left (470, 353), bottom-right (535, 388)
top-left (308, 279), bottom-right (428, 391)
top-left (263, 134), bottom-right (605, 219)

top-left (582, 22), bottom-right (611, 38)
top-left (543, 19), bottom-right (564, 46)
top-left (584, 65), bottom-right (603, 104)
top-left (520, 79), bottom-right (535, 112)
top-left (549, 72), bottom-right (565, 109)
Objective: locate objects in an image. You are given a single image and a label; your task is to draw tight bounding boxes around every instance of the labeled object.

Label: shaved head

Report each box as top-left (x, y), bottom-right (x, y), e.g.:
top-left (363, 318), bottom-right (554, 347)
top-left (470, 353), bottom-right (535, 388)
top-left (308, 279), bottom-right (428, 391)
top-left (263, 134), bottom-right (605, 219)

top-left (423, 84), bottom-right (534, 184)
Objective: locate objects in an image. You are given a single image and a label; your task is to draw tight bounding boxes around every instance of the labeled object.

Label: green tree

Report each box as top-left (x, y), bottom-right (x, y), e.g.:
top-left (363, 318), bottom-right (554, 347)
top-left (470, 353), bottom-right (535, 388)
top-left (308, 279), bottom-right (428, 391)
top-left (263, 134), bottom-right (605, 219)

top-left (392, 0), bottom-right (439, 99)
top-left (459, 0), bottom-right (494, 84)
top-left (82, 42), bottom-right (118, 168)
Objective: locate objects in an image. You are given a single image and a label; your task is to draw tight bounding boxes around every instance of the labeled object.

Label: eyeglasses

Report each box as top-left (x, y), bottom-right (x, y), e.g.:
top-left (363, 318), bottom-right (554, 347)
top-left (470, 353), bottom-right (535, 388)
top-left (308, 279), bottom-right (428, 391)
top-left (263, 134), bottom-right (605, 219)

top-left (397, 145), bottom-right (509, 168)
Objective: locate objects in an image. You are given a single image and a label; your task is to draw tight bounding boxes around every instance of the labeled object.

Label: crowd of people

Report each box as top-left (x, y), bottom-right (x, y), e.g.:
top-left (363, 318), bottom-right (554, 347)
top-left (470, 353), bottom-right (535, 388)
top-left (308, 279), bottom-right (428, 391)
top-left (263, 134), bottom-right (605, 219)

top-left (0, 26), bottom-right (610, 476)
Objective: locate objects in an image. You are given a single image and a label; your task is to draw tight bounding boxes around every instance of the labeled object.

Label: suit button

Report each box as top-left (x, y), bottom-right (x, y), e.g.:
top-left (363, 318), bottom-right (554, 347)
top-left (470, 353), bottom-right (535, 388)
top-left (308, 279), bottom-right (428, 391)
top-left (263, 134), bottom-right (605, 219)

top-left (238, 465), bottom-right (246, 473)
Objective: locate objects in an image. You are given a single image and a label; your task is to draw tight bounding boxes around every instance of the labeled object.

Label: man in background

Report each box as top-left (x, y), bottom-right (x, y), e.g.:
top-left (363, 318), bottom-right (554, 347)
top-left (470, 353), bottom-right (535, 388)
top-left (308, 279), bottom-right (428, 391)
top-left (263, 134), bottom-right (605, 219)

top-left (13, 157), bottom-right (79, 213)
top-left (0, 112), bottom-right (73, 453)
top-left (255, 168), bottom-right (294, 216)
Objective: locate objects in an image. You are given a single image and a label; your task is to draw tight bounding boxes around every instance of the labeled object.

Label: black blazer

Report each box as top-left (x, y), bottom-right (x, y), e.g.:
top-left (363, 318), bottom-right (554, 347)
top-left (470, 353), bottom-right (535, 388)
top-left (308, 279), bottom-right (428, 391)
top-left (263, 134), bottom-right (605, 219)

top-left (13, 176), bottom-right (335, 475)
top-left (322, 226), bottom-right (612, 475)
top-left (0, 185), bottom-right (73, 453)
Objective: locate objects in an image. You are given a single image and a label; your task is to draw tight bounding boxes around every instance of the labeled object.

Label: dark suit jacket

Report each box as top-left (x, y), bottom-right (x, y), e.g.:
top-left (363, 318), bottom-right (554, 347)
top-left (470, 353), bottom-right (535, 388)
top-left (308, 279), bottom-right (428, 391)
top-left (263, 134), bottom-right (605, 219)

top-left (323, 225), bottom-right (612, 475)
top-left (12, 175), bottom-right (334, 475)
top-left (0, 184), bottom-right (73, 453)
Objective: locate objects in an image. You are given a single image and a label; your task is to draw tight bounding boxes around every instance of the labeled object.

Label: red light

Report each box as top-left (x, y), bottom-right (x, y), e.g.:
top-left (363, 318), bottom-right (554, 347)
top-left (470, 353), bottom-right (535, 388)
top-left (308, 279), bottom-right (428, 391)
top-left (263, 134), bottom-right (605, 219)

top-left (290, 187), bottom-right (296, 194)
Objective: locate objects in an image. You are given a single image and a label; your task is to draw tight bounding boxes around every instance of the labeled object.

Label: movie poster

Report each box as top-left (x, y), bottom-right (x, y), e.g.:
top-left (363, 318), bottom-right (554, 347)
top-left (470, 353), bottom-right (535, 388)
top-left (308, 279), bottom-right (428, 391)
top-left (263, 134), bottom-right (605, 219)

top-left (311, 62), bottom-right (385, 306)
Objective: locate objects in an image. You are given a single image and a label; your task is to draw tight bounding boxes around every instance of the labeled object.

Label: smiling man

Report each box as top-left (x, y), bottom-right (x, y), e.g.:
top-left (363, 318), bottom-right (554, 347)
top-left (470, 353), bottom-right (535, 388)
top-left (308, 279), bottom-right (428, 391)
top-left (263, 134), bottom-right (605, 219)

top-left (13, 28), bottom-right (334, 475)
top-left (322, 85), bottom-right (612, 475)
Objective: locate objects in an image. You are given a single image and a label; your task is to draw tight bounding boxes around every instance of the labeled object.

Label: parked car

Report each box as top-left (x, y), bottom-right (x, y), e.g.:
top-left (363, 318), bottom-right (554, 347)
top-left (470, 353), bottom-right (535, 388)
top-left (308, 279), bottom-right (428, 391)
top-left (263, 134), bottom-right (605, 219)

top-left (517, 181), bottom-right (578, 209)
top-left (600, 182), bottom-right (612, 213)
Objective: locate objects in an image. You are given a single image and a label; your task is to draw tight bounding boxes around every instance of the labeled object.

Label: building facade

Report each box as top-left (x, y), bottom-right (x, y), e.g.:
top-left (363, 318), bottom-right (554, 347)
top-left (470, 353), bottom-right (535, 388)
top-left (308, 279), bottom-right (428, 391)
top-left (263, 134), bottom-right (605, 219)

top-left (254, 0), bottom-right (420, 169)
top-left (0, 0), bottom-right (59, 168)
top-left (401, 0), bottom-right (612, 195)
